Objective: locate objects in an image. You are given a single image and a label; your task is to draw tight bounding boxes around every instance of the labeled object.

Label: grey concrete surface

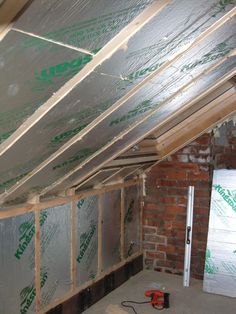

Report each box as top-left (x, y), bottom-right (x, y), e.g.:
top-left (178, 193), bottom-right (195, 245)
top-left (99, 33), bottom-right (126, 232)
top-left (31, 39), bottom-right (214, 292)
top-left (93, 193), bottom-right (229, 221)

top-left (83, 270), bottom-right (236, 314)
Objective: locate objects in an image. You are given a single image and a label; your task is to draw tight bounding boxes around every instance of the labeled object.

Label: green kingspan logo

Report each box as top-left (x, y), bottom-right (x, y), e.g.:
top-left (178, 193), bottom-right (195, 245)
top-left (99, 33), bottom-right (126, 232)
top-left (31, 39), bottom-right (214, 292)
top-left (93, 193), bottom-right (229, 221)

top-left (205, 249), bottom-right (218, 274)
top-left (77, 224), bottom-right (96, 263)
top-left (109, 100), bottom-right (159, 126)
top-left (181, 42), bottom-right (232, 72)
top-left (20, 271), bottom-right (48, 314)
top-left (14, 212), bottom-right (48, 260)
top-left (214, 184), bottom-right (236, 213)
top-left (52, 148), bottom-right (95, 170)
top-left (125, 199), bottom-right (135, 223)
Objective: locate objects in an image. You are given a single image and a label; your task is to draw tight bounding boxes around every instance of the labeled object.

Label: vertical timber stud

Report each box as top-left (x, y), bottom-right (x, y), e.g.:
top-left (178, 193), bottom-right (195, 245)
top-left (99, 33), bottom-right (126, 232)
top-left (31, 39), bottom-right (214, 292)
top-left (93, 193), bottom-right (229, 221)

top-left (68, 189), bottom-right (76, 291)
top-left (183, 186), bottom-right (195, 287)
top-left (97, 193), bottom-right (103, 276)
top-left (31, 196), bottom-right (41, 313)
top-left (121, 188), bottom-right (125, 261)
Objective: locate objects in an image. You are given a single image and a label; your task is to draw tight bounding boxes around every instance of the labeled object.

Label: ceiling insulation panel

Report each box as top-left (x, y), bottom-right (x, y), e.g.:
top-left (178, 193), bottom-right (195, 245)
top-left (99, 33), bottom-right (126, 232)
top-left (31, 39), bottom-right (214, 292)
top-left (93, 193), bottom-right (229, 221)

top-left (75, 168), bottom-right (120, 191)
top-left (102, 166), bottom-right (141, 184)
top-left (14, 0), bottom-right (154, 52)
top-left (1, 16), bottom-right (235, 203)
top-left (39, 57), bottom-right (236, 197)
top-left (0, 31), bottom-right (88, 145)
top-left (0, 0), bottom-right (235, 208)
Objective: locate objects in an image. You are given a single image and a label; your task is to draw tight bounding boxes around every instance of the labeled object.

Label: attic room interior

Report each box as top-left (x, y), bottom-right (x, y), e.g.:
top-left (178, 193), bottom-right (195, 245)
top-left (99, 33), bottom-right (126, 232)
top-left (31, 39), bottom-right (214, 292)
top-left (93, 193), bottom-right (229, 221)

top-left (0, 1), bottom-right (236, 313)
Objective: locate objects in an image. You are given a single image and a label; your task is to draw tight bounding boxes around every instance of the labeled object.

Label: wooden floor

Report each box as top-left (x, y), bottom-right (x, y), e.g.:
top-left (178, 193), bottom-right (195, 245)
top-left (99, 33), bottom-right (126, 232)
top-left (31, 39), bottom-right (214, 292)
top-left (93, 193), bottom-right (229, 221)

top-left (84, 270), bottom-right (236, 314)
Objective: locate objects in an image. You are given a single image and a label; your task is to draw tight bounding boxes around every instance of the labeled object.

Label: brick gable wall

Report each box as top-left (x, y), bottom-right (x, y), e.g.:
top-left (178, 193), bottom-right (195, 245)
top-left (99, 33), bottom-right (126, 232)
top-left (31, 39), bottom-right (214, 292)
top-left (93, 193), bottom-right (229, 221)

top-left (143, 120), bottom-right (236, 279)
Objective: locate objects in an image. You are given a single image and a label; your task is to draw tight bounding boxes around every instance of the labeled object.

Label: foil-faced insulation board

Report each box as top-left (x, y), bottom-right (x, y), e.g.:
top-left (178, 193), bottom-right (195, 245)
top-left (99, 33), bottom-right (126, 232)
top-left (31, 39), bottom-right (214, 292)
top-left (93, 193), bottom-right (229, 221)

top-left (203, 170), bottom-right (236, 298)
top-left (103, 166), bottom-right (140, 184)
top-left (1, 0), bottom-right (236, 205)
top-left (40, 203), bottom-right (71, 308)
top-left (0, 212), bottom-right (35, 314)
top-left (14, 0), bottom-right (154, 52)
top-left (101, 190), bottom-right (121, 271)
top-left (39, 54), bottom-right (236, 197)
top-left (0, 31), bottom-right (88, 145)
top-left (2, 16), bottom-right (236, 202)
top-left (124, 185), bottom-right (141, 258)
top-left (75, 168), bottom-right (120, 191)
top-left (75, 195), bottom-right (99, 286)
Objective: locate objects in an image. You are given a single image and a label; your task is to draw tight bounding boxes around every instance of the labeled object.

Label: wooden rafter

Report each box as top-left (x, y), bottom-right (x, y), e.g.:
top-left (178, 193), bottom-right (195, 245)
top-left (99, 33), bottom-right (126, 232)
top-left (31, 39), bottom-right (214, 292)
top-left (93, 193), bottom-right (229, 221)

top-left (42, 69), bottom-right (236, 195)
top-left (0, 5), bottom-right (235, 202)
top-left (0, 0), bottom-right (170, 156)
top-left (155, 92), bottom-right (236, 160)
top-left (0, 0), bottom-right (30, 40)
top-left (37, 60), bottom-right (236, 196)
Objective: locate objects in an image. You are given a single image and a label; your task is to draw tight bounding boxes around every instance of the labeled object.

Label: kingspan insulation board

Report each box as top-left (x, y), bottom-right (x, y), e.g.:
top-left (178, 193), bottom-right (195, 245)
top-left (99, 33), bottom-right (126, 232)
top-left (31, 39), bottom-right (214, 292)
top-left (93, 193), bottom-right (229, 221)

top-left (14, 0), bottom-right (154, 52)
top-left (39, 52), bottom-right (236, 197)
top-left (203, 170), bottom-right (236, 298)
top-left (75, 195), bottom-right (99, 286)
top-left (0, 30), bottom-right (89, 146)
top-left (40, 203), bottom-right (71, 308)
top-left (102, 166), bottom-right (140, 184)
top-left (75, 168), bottom-right (120, 191)
top-left (0, 0), bottom-right (155, 191)
top-left (124, 185), bottom-right (141, 258)
top-left (1, 15), bottom-right (236, 204)
top-left (0, 0), bottom-right (235, 196)
top-left (0, 212), bottom-right (35, 314)
top-left (101, 190), bottom-right (121, 271)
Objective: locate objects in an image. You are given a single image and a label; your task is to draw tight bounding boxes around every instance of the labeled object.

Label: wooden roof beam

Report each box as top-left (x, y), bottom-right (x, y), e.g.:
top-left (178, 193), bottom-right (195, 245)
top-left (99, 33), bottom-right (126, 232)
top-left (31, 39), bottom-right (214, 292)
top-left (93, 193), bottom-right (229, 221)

top-left (0, 0), bottom-right (31, 40)
top-left (0, 0), bottom-right (170, 156)
top-left (155, 92), bottom-right (236, 160)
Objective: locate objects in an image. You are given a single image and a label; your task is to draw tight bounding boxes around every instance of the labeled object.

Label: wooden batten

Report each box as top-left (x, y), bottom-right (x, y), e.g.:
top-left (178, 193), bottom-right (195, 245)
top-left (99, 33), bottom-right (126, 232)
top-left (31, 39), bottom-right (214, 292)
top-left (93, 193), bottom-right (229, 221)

top-left (2, 6), bottom-right (235, 203)
top-left (40, 63), bottom-right (236, 196)
top-left (120, 188), bottom-right (125, 261)
top-left (33, 195), bottom-right (41, 313)
top-left (97, 194), bottom-right (103, 276)
top-left (156, 93), bottom-right (236, 159)
top-left (0, 0), bottom-right (170, 157)
top-left (0, 0), bottom-right (30, 40)
top-left (68, 190), bottom-right (77, 291)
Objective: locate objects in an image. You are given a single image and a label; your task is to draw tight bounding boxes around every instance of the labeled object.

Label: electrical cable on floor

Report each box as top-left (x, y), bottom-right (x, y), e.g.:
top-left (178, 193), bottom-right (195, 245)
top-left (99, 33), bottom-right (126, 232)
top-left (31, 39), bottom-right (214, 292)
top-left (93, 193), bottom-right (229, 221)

top-left (121, 300), bottom-right (151, 314)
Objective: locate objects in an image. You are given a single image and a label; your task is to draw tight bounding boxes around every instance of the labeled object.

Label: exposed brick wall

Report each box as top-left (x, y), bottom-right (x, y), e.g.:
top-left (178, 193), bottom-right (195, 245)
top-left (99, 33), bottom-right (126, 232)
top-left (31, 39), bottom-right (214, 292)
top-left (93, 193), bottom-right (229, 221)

top-left (143, 120), bottom-right (236, 280)
top-left (213, 120), bottom-right (236, 169)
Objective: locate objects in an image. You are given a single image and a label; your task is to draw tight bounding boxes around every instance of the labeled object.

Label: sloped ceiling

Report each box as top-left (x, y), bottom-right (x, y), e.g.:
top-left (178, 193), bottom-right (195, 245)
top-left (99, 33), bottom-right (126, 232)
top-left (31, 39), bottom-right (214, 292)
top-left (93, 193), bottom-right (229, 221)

top-left (0, 0), bottom-right (236, 208)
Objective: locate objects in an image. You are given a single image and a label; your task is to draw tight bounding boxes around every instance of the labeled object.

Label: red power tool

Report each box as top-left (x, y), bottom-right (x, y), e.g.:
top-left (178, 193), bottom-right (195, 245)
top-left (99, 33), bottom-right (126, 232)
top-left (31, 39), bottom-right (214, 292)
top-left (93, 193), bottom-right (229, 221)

top-left (145, 290), bottom-right (170, 310)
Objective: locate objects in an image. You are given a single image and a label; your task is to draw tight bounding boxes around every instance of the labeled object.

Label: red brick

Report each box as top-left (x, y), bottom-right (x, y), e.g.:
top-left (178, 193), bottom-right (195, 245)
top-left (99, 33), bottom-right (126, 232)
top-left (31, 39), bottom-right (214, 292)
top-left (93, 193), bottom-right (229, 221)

top-left (146, 251), bottom-right (166, 260)
top-left (187, 172), bottom-right (210, 180)
top-left (144, 234), bottom-right (167, 245)
top-left (165, 171), bottom-right (187, 180)
top-left (143, 226), bottom-right (157, 234)
top-left (143, 243), bottom-right (156, 250)
top-left (164, 205), bottom-right (186, 213)
top-left (160, 196), bottom-right (177, 204)
top-left (158, 245), bottom-right (177, 253)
